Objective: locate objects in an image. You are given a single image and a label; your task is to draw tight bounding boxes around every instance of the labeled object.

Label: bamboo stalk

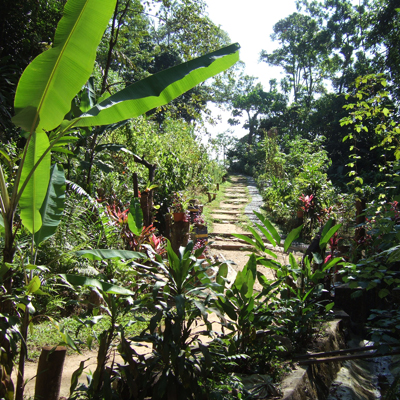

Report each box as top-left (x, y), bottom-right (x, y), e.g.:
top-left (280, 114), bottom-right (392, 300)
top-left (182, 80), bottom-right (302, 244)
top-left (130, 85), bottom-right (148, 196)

top-left (292, 344), bottom-right (381, 360)
top-left (298, 348), bottom-right (400, 365)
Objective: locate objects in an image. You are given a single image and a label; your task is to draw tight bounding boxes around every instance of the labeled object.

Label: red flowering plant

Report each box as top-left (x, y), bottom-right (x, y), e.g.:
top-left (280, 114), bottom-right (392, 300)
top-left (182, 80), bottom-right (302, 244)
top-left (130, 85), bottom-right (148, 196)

top-left (193, 214), bottom-right (206, 227)
top-left (298, 194), bottom-right (317, 240)
top-left (299, 194), bottom-right (314, 213)
top-left (106, 202), bottom-right (129, 226)
top-left (192, 238), bottom-right (208, 258)
top-left (105, 198), bottom-right (166, 256)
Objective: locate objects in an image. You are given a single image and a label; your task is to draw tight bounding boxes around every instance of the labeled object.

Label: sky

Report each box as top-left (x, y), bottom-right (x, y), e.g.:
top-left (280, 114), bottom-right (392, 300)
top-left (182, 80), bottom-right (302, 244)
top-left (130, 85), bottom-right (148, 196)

top-left (203, 0), bottom-right (299, 139)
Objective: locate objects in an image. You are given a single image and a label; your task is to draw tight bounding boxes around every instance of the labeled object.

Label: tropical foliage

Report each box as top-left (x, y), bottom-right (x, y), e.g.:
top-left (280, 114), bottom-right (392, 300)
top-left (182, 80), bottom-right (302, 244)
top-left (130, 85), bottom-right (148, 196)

top-left (1, 0), bottom-right (399, 398)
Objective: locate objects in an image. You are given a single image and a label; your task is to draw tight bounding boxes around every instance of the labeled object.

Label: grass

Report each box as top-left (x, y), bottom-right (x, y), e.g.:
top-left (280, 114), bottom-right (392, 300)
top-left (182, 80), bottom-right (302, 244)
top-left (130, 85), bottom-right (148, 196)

top-left (202, 179), bottom-right (233, 233)
top-left (201, 174), bottom-right (254, 233)
top-left (27, 312), bottom-right (149, 360)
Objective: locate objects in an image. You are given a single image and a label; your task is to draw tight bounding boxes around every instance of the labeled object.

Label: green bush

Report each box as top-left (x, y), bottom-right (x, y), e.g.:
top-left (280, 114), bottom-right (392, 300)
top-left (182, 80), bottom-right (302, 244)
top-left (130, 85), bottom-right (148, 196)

top-left (256, 135), bottom-right (337, 236)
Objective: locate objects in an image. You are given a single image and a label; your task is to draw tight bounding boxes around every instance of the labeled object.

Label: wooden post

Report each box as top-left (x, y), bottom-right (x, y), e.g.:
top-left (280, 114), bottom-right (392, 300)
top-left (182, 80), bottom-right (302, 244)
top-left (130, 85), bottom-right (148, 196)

top-left (165, 213), bottom-right (172, 241)
top-left (34, 346), bottom-right (67, 400)
top-left (170, 221), bottom-right (190, 255)
top-left (133, 173), bottom-right (139, 199)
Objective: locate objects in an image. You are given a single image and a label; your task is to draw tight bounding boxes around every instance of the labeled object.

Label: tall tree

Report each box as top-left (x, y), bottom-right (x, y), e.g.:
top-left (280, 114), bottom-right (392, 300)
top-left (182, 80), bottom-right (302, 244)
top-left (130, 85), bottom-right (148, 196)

top-left (367, 0), bottom-right (400, 100)
top-left (296, 0), bottom-right (372, 94)
top-left (219, 75), bottom-right (287, 145)
top-left (152, 0), bottom-right (229, 62)
top-left (260, 12), bottom-right (330, 106)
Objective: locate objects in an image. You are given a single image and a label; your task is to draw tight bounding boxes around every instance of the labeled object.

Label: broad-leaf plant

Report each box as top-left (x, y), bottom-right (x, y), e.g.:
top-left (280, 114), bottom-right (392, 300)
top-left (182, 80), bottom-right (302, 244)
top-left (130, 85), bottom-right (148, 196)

top-left (0, 0), bottom-right (239, 397)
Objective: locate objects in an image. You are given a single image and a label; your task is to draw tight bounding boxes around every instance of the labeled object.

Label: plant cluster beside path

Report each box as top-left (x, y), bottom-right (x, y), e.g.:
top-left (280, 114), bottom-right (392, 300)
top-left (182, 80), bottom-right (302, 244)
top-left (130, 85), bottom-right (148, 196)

top-left (17, 175), bottom-right (291, 398)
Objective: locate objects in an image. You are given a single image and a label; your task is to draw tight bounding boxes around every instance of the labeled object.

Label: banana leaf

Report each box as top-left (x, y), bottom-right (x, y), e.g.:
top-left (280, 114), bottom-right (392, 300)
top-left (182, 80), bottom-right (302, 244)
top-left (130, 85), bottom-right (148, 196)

top-left (12, 0), bottom-right (117, 133)
top-left (34, 164), bottom-right (66, 245)
top-left (72, 43), bottom-right (240, 128)
top-left (18, 132), bottom-right (51, 233)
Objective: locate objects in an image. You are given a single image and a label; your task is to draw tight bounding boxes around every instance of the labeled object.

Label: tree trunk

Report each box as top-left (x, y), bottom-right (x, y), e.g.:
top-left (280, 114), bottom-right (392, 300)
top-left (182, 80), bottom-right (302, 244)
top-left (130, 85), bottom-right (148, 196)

top-left (355, 198), bottom-right (366, 244)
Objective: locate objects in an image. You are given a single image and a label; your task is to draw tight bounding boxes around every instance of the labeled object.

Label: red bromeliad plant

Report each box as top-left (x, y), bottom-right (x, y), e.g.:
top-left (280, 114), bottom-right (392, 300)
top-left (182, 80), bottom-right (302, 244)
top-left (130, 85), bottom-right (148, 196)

top-left (105, 200), bottom-right (165, 255)
top-left (192, 238), bottom-right (208, 258)
top-left (299, 194), bottom-right (315, 213)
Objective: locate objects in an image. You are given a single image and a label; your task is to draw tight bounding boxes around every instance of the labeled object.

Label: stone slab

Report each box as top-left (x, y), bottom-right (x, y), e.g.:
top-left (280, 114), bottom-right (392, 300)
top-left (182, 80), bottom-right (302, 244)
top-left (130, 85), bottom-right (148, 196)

top-left (210, 209), bottom-right (239, 215)
top-left (210, 223), bottom-right (251, 235)
top-left (224, 195), bottom-right (248, 200)
top-left (224, 191), bottom-right (247, 195)
top-left (219, 203), bottom-right (244, 209)
top-left (281, 320), bottom-right (345, 400)
top-left (221, 198), bottom-right (248, 203)
top-left (211, 214), bottom-right (237, 220)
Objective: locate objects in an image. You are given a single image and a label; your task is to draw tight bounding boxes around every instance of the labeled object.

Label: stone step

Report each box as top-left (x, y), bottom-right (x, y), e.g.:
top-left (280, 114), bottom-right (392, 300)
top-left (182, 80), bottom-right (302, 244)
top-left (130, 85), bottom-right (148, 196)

top-left (219, 203), bottom-right (244, 209)
top-left (210, 223), bottom-right (252, 236)
top-left (221, 198), bottom-right (248, 203)
top-left (224, 195), bottom-right (248, 199)
top-left (210, 214), bottom-right (238, 221)
top-left (210, 209), bottom-right (239, 215)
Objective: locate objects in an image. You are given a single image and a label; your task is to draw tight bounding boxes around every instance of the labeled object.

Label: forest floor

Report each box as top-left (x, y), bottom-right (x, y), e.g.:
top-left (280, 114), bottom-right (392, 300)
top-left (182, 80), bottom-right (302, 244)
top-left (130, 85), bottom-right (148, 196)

top-left (16, 174), bottom-right (297, 399)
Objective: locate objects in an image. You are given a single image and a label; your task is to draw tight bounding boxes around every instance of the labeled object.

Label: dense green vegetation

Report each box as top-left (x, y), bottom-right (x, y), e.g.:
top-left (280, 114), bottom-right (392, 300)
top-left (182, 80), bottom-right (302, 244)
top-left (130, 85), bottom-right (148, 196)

top-left (223, 0), bottom-right (400, 235)
top-left (0, 0), bottom-right (399, 398)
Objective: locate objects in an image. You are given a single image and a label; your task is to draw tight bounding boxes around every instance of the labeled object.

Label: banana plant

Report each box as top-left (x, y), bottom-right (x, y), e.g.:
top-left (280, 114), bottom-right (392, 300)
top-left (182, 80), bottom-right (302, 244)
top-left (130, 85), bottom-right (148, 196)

top-left (0, 0), bottom-right (239, 397)
top-left (0, 0), bottom-right (239, 277)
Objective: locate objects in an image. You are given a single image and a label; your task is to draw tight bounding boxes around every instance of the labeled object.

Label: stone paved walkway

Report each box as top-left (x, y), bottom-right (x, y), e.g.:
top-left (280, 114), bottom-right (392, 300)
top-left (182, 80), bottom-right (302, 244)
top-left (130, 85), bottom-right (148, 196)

top-left (208, 174), bottom-right (295, 292)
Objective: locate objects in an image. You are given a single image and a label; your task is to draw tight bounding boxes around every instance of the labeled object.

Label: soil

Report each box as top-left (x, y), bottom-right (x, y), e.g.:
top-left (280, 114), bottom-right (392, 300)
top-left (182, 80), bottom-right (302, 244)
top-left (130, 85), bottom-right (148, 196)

top-left (17, 174), bottom-right (297, 398)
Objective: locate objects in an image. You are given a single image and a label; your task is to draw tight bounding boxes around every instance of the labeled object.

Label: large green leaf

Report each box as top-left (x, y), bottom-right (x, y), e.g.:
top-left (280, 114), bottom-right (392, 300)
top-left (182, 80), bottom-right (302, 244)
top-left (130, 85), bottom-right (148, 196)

top-left (127, 198), bottom-right (143, 236)
top-left (18, 132), bottom-right (51, 233)
top-left (255, 223), bottom-right (276, 247)
top-left (245, 253), bottom-right (257, 281)
top-left (12, 0), bottom-right (117, 133)
top-left (34, 164), bottom-right (66, 246)
top-left (215, 263), bottom-right (228, 293)
top-left (72, 43), bottom-right (240, 127)
top-left (218, 298), bottom-right (237, 321)
top-left (74, 249), bottom-right (145, 261)
top-left (232, 233), bottom-right (258, 248)
top-left (59, 274), bottom-right (134, 295)
top-left (319, 224), bottom-right (342, 250)
top-left (320, 218), bottom-right (334, 242)
top-left (283, 224), bottom-right (303, 252)
top-left (254, 211), bottom-right (280, 245)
